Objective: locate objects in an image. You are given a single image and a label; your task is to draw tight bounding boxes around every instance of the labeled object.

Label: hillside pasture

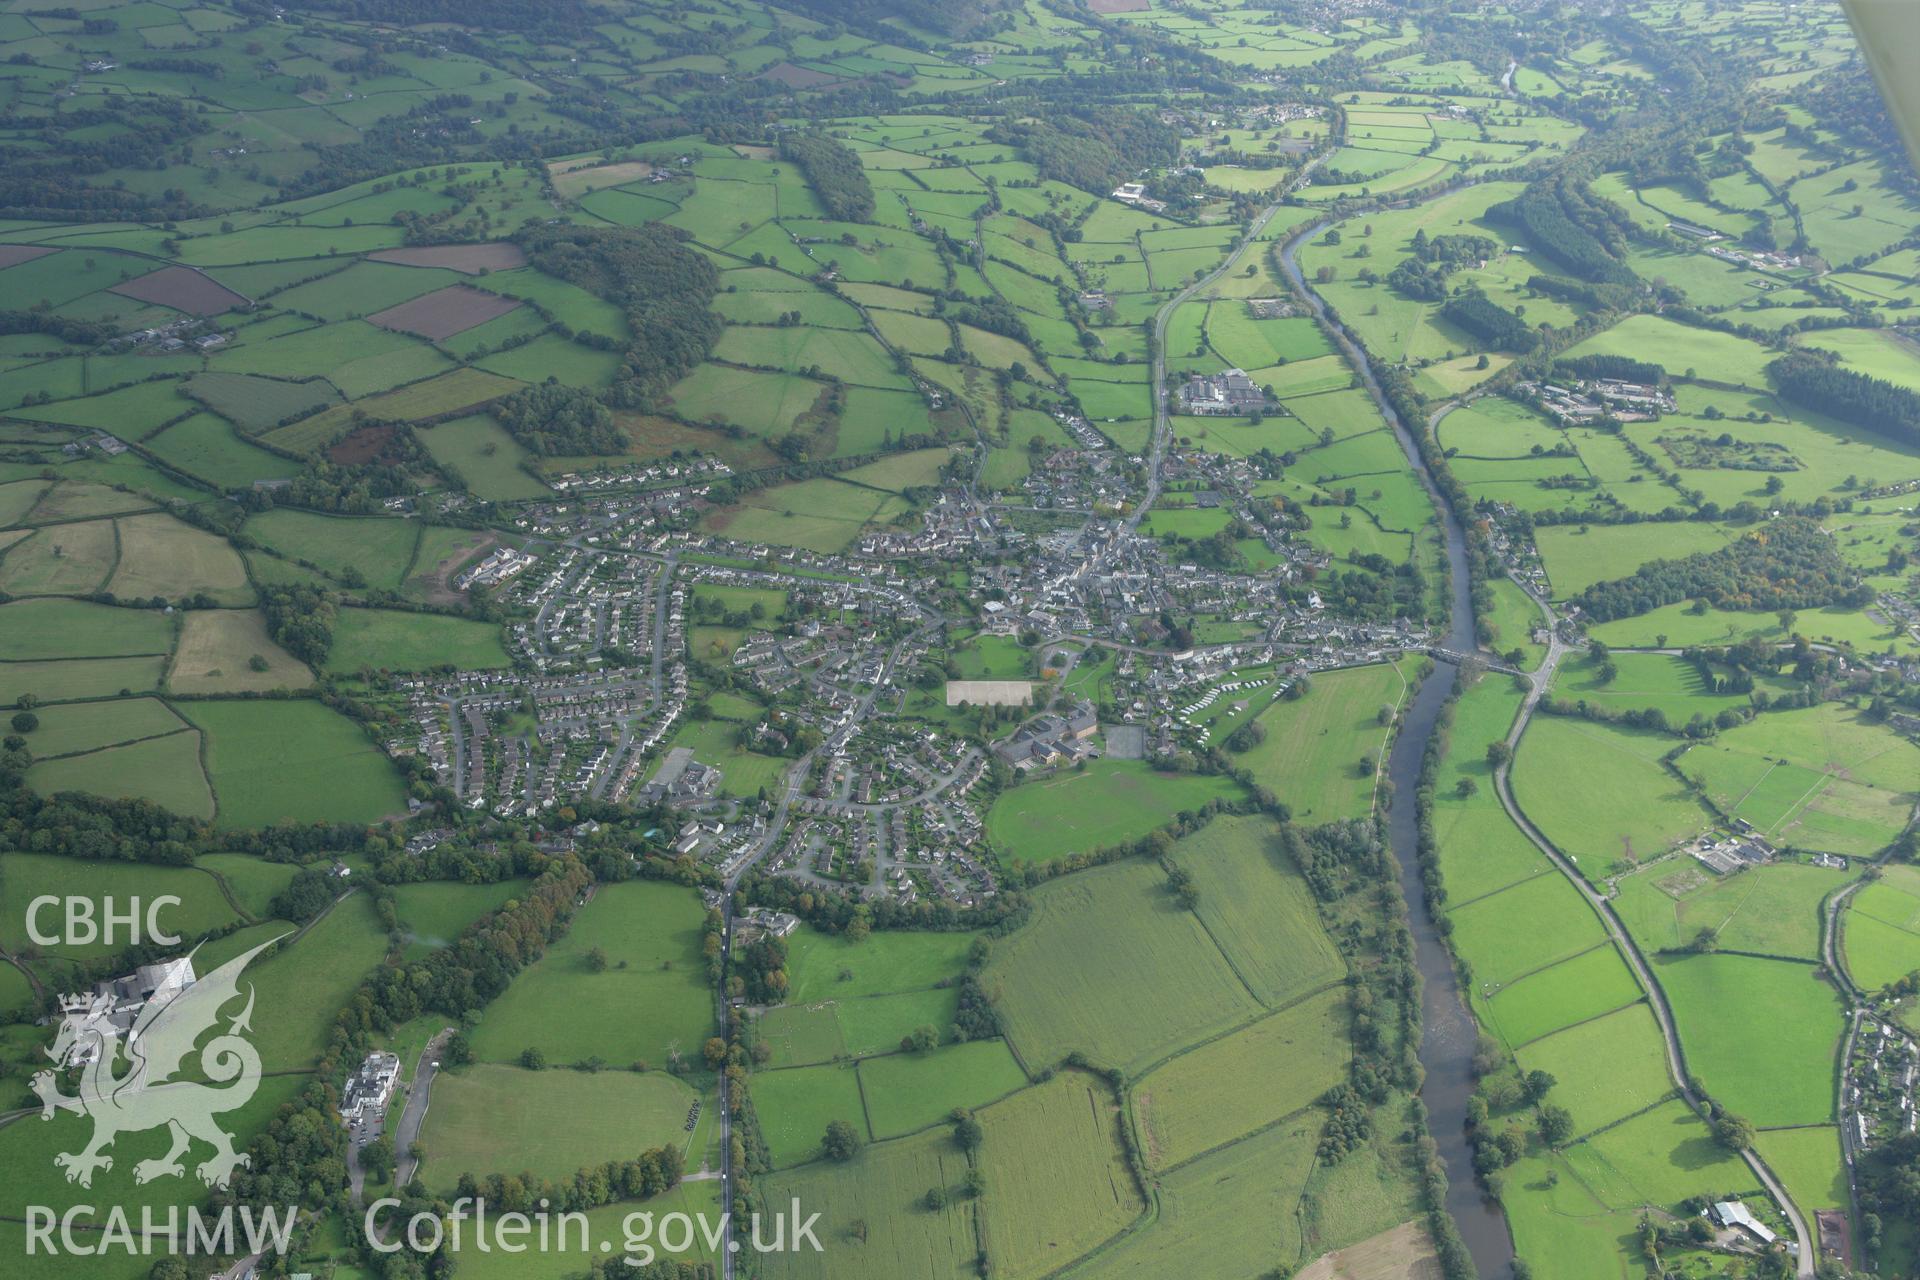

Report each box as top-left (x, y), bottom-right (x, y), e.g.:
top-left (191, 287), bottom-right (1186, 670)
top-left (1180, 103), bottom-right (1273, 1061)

top-left (179, 699), bottom-right (406, 829)
top-left (983, 857), bottom-right (1261, 1074)
top-left (976, 1073), bottom-right (1144, 1279)
top-left (467, 880), bottom-right (714, 1072)
top-left (1235, 661), bottom-right (1406, 822)
top-left (983, 760), bottom-right (1243, 864)
top-left (167, 608), bottom-right (313, 694)
top-left (419, 1065), bottom-right (698, 1190)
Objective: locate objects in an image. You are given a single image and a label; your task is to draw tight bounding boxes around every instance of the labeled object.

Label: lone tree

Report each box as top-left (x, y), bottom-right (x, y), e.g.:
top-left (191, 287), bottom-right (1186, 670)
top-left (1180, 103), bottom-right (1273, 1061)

top-left (1712, 1112), bottom-right (1756, 1151)
top-left (1537, 1104), bottom-right (1575, 1148)
top-left (1486, 740), bottom-right (1512, 768)
top-left (823, 1119), bottom-right (863, 1162)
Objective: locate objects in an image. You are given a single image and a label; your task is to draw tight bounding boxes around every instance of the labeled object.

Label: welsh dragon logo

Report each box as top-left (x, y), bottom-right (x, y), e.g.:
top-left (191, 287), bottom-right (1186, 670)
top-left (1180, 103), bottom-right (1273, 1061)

top-left (31, 936), bottom-right (284, 1190)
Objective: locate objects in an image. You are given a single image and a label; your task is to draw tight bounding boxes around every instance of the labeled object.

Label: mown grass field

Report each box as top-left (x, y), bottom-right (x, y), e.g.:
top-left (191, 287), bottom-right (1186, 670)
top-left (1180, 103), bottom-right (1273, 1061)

top-left (180, 699), bottom-right (407, 829)
top-left (1654, 951), bottom-right (1843, 1127)
top-left (1511, 715), bottom-right (1713, 879)
top-left (420, 1064), bottom-right (698, 1190)
top-left (983, 760), bottom-right (1243, 864)
top-left (975, 1072), bottom-right (1144, 1279)
top-left (984, 855), bottom-right (1261, 1075)
top-left (1234, 661), bottom-right (1405, 823)
top-left (468, 880), bottom-right (714, 1071)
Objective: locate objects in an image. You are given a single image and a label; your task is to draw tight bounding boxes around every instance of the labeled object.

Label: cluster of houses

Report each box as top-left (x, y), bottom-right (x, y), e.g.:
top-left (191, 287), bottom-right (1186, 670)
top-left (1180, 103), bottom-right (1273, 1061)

top-left (457, 546), bottom-right (537, 591)
top-left (548, 456), bottom-right (729, 494)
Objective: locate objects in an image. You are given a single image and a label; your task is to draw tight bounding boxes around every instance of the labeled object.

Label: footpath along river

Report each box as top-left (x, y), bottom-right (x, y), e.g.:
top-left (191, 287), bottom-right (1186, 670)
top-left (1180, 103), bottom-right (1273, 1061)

top-left (1278, 218), bottom-right (1517, 1278)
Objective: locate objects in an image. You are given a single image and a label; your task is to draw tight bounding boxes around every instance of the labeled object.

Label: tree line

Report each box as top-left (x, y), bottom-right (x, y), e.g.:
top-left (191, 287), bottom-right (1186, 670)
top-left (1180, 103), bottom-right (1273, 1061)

top-left (777, 132), bottom-right (875, 222)
top-left (1573, 515), bottom-right (1870, 621)
top-left (517, 223), bottom-right (722, 411)
top-left (1770, 350), bottom-right (1920, 451)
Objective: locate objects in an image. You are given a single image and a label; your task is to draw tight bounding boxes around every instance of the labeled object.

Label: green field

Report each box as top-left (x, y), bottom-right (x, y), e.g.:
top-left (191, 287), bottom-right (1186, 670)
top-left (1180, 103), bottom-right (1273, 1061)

top-left (0, 852), bottom-right (238, 964)
top-left (1510, 715), bottom-right (1713, 879)
top-left (750, 1062), bottom-right (868, 1168)
top-left (244, 510), bottom-right (422, 591)
top-left (27, 729), bottom-right (214, 820)
top-left (1234, 662), bottom-right (1406, 822)
top-left (759, 1127), bottom-right (978, 1280)
top-left (975, 1072), bottom-right (1144, 1279)
top-left (783, 925), bottom-right (976, 1001)
top-left (858, 1039), bottom-right (1030, 1139)
top-left (1165, 814), bottom-right (1346, 1006)
top-left (1514, 1003), bottom-right (1677, 1137)
top-left (468, 880), bottom-right (714, 1071)
top-left (1677, 702), bottom-right (1920, 856)
top-left (1534, 522), bottom-right (1730, 600)
top-left (983, 760), bottom-right (1244, 864)
top-left (984, 855), bottom-right (1261, 1074)
top-left (1654, 952), bottom-right (1842, 1127)
top-left (391, 879), bottom-right (530, 956)
top-left (418, 415), bottom-right (553, 501)
top-left (324, 607), bottom-right (510, 673)
top-left (180, 699), bottom-right (407, 830)
top-left (1133, 986), bottom-right (1347, 1169)
top-left (1843, 865), bottom-right (1920, 992)
top-left (420, 1064), bottom-right (698, 1189)
top-left (1612, 860), bottom-right (1845, 960)
top-left (1548, 651), bottom-right (1780, 724)
top-left (243, 891), bottom-right (391, 1072)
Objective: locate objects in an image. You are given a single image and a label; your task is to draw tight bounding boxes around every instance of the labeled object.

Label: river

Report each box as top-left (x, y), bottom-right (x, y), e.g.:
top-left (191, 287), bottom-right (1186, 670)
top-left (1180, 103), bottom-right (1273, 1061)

top-left (1279, 223), bottom-right (1516, 1278)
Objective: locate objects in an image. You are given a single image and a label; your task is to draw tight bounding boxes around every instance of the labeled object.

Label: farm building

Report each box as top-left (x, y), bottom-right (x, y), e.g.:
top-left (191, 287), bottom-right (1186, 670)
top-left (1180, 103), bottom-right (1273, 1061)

top-left (1180, 368), bottom-right (1265, 415)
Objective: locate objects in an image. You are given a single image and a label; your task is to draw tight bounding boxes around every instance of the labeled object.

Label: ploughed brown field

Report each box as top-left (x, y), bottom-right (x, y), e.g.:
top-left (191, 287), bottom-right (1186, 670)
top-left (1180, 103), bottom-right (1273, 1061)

top-left (367, 284), bottom-right (522, 340)
top-left (0, 244), bottom-right (56, 270)
top-left (110, 265), bottom-right (249, 315)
